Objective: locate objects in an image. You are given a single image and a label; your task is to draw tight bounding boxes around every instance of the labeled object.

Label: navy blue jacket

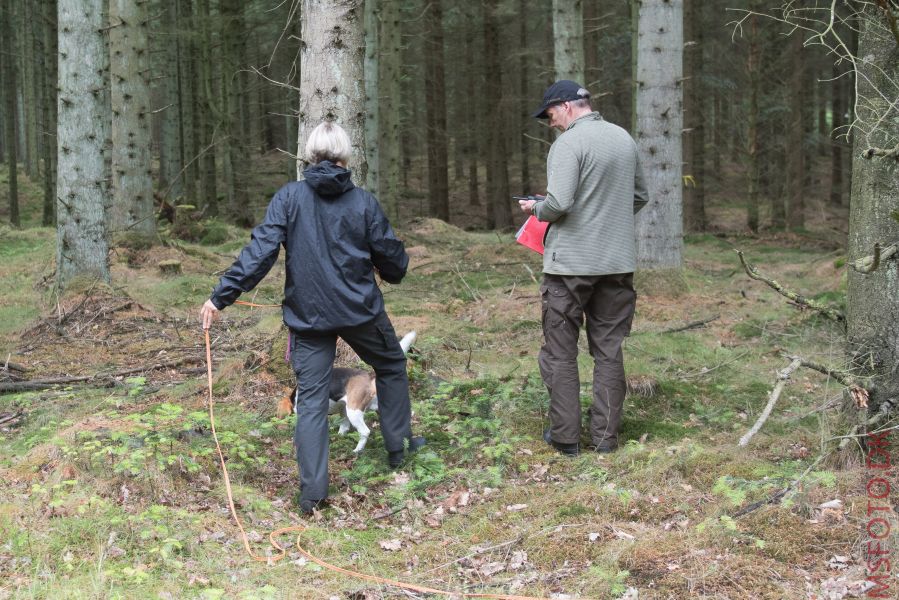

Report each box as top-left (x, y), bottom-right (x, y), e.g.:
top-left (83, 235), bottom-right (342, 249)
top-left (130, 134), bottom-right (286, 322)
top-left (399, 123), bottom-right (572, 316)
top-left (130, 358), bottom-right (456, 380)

top-left (209, 161), bottom-right (408, 332)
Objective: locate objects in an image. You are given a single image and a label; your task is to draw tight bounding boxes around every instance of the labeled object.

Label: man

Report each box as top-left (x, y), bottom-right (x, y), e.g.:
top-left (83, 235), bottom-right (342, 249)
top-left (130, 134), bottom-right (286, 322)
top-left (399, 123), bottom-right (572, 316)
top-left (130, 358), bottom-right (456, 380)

top-left (520, 80), bottom-right (648, 456)
top-left (200, 121), bottom-right (424, 514)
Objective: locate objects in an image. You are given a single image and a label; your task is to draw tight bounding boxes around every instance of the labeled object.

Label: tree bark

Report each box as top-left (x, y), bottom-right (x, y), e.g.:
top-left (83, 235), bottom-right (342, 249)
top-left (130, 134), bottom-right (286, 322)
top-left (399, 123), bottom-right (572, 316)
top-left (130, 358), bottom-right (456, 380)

top-left (56, 0), bottom-right (111, 289)
top-left (109, 0), bottom-right (156, 239)
top-left (553, 0), bottom-right (584, 83)
top-left (1, 0), bottom-right (19, 227)
top-left (424, 0), bottom-right (449, 221)
top-left (298, 0), bottom-right (367, 188)
top-left (634, 0), bottom-right (684, 268)
top-left (846, 9), bottom-right (899, 413)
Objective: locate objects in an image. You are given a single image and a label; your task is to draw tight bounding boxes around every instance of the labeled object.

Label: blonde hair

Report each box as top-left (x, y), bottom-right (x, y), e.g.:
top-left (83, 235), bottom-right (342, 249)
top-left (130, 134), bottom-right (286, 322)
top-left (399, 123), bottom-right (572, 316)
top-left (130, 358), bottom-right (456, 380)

top-left (305, 121), bottom-right (352, 165)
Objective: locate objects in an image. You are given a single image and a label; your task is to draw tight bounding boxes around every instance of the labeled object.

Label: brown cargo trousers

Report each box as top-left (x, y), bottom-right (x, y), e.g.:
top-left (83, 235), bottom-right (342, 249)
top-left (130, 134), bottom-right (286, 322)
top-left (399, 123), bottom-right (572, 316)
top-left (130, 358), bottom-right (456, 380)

top-left (538, 273), bottom-right (636, 448)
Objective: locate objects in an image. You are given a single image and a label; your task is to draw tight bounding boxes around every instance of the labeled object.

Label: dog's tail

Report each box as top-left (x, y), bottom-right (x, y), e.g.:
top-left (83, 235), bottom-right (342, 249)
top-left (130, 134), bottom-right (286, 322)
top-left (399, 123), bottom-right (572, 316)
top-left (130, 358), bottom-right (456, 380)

top-left (399, 331), bottom-right (416, 355)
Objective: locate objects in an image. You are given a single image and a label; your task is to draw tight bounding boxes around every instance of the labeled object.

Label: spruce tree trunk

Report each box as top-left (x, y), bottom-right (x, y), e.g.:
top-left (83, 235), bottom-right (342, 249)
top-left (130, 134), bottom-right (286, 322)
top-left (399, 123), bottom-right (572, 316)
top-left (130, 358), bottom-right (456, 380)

top-left (785, 33), bottom-right (805, 230)
top-left (846, 10), bottom-right (899, 413)
top-left (380, 0), bottom-right (401, 218)
top-left (363, 0), bottom-right (380, 199)
top-left (298, 0), bottom-right (367, 188)
top-left (682, 0), bottom-right (706, 232)
top-left (20, 0), bottom-right (39, 179)
top-left (518, 0), bottom-right (531, 196)
top-left (424, 0), bottom-right (449, 221)
top-left (159, 1), bottom-right (183, 201)
top-left (41, 0), bottom-right (58, 226)
top-left (829, 58), bottom-right (845, 207)
top-left (634, 0), bottom-right (683, 268)
top-left (483, 0), bottom-right (511, 229)
top-left (178, 0), bottom-right (198, 204)
top-left (220, 0), bottom-right (251, 226)
top-left (2, 0), bottom-right (20, 227)
top-left (745, 7), bottom-right (760, 233)
top-left (196, 0), bottom-right (218, 216)
top-left (109, 0), bottom-right (155, 239)
top-left (553, 0), bottom-right (583, 83)
top-left (56, 0), bottom-right (111, 288)
top-left (465, 2), bottom-right (480, 207)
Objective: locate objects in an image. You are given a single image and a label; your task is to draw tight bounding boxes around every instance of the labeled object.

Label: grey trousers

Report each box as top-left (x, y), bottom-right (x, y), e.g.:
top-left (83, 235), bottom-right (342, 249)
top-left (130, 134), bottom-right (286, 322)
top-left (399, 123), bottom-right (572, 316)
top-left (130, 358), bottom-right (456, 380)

top-left (290, 311), bottom-right (412, 503)
top-left (538, 273), bottom-right (635, 448)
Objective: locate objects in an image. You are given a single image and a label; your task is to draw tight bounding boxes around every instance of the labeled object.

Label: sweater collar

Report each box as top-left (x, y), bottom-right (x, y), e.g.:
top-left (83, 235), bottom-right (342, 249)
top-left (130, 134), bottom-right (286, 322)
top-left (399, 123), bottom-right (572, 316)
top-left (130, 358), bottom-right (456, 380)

top-left (566, 111), bottom-right (603, 131)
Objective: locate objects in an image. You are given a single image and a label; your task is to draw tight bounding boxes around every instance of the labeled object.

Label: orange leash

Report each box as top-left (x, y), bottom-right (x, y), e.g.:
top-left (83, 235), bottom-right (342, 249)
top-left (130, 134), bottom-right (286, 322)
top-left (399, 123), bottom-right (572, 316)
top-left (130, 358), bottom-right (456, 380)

top-left (202, 326), bottom-right (561, 599)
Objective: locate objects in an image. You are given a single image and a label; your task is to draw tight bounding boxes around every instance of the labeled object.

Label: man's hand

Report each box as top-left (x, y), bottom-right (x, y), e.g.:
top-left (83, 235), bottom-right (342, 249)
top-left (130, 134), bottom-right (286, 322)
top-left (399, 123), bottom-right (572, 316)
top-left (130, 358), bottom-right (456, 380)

top-left (518, 195), bottom-right (544, 216)
top-left (200, 300), bottom-right (220, 330)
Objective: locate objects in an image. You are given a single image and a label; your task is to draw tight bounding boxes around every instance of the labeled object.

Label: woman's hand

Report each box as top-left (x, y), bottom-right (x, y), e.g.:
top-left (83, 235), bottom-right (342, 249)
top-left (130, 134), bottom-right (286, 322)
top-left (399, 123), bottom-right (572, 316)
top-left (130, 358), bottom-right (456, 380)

top-left (200, 300), bottom-right (220, 330)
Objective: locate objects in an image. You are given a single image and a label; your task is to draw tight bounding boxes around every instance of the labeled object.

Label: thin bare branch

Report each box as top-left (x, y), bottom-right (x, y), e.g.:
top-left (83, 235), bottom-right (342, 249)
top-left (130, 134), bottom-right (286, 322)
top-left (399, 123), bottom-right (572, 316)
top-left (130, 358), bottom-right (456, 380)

top-left (738, 358), bottom-right (802, 447)
top-left (736, 250), bottom-right (846, 327)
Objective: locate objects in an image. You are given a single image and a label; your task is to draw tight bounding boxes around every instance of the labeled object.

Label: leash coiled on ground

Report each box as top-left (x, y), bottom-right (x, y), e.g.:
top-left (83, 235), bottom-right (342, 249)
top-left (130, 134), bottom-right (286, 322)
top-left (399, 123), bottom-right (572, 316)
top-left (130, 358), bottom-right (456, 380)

top-left (202, 306), bottom-right (560, 599)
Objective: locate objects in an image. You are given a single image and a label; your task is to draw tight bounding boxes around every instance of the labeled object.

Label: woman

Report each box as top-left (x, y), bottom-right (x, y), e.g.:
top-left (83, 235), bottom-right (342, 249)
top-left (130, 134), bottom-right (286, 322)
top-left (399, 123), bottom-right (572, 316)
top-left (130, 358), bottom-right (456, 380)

top-left (200, 121), bottom-right (424, 514)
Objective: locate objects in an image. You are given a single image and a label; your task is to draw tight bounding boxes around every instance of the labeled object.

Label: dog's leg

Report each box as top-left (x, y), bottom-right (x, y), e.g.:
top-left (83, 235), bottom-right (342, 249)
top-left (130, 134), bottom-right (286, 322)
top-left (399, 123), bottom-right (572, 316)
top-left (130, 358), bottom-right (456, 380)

top-left (346, 408), bottom-right (370, 453)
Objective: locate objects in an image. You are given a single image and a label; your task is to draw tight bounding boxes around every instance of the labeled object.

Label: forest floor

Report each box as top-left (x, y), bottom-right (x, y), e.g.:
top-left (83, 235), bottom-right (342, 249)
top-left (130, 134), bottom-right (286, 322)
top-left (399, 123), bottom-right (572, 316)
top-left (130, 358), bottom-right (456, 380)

top-left (0, 181), bottom-right (896, 599)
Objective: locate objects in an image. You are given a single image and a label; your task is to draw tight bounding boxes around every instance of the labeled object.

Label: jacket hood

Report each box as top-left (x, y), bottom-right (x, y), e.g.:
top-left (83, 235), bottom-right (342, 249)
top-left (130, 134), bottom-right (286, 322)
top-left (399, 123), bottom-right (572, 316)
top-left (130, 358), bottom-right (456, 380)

top-left (303, 160), bottom-right (355, 197)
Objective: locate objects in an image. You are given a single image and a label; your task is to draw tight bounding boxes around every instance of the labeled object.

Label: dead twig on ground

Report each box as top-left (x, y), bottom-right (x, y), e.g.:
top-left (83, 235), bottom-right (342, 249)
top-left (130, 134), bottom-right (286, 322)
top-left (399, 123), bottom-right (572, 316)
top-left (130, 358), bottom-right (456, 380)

top-left (658, 314), bottom-right (720, 334)
top-left (738, 358), bottom-right (802, 447)
top-left (0, 357), bottom-right (206, 393)
top-left (735, 250), bottom-right (845, 329)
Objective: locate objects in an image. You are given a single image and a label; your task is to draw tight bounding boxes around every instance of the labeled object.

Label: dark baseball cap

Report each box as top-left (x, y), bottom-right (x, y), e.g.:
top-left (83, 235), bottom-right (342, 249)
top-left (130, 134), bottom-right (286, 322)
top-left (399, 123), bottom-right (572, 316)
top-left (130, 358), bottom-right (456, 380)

top-left (532, 80), bottom-right (591, 119)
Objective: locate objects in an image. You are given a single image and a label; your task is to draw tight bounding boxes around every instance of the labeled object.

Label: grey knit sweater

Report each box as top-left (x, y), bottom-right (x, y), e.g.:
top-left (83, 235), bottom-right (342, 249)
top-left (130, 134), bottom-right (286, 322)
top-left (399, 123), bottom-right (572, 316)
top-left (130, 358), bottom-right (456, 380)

top-left (534, 112), bottom-right (648, 276)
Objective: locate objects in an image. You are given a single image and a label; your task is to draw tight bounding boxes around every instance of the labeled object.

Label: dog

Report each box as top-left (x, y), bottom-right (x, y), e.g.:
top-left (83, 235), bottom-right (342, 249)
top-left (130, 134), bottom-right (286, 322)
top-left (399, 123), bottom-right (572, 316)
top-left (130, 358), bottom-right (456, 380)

top-left (277, 331), bottom-right (416, 454)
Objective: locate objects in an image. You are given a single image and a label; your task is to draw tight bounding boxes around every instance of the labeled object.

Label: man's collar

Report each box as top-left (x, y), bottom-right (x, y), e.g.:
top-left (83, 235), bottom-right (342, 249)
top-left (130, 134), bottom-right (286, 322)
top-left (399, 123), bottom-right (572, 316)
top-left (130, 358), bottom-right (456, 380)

top-left (565, 111), bottom-right (602, 131)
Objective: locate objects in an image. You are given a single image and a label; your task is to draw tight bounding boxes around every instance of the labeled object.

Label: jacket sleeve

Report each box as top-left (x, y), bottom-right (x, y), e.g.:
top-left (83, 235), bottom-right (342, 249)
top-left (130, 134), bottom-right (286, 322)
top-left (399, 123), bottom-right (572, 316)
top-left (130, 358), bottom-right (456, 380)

top-left (535, 140), bottom-right (578, 223)
top-left (209, 188), bottom-right (289, 309)
top-left (368, 195), bottom-right (409, 284)
top-left (633, 150), bottom-right (649, 214)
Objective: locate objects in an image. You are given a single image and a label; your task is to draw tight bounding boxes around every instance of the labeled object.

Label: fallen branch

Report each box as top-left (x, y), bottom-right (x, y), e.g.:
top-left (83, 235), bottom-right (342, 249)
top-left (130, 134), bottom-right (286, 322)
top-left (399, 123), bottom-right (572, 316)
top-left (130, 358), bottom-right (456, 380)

top-left (783, 354), bottom-right (869, 406)
top-left (736, 250), bottom-right (846, 328)
top-left (658, 314), bottom-right (720, 334)
top-left (0, 411), bottom-right (24, 427)
top-left (738, 358), bottom-right (802, 447)
top-left (732, 453), bottom-right (828, 518)
top-left (849, 242), bottom-right (898, 274)
top-left (0, 357), bottom-right (206, 393)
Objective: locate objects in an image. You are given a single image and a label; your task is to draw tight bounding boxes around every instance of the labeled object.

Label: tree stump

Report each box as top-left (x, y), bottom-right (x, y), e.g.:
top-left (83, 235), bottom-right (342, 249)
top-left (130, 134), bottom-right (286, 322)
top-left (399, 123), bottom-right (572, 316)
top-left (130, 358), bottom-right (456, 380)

top-left (158, 260), bottom-right (182, 275)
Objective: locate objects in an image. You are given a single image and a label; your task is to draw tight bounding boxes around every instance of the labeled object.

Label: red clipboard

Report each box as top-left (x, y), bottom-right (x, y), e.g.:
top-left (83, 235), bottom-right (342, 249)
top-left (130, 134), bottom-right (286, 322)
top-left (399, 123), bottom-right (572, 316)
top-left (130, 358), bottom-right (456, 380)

top-left (515, 215), bottom-right (549, 255)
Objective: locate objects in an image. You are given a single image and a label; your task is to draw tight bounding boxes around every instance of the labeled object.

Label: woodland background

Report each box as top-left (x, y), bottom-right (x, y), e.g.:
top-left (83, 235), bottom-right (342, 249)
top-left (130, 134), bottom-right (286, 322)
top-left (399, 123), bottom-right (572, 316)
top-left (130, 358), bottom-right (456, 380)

top-left (0, 0), bottom-right (861, 235)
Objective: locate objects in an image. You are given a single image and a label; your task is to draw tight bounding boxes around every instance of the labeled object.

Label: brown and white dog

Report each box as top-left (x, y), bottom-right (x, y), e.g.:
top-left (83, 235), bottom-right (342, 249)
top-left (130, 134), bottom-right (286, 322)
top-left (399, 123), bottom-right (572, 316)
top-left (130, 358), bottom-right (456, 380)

top-left (277, 331), bottom-right (416, 454)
